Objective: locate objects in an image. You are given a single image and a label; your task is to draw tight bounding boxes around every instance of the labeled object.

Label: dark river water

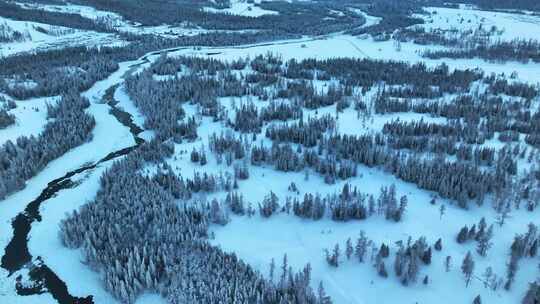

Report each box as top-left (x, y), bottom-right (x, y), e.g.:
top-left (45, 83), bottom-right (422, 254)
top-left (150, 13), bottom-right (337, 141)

top-left (0, 85), bottom-right (144, 304)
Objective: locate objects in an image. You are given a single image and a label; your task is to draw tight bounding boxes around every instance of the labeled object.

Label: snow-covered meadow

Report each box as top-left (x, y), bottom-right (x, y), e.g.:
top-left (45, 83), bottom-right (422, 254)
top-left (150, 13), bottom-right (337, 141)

top-left (0, 95), bottom-right (57, 145)
top-left (1, 2), bottom-right (539, 304)
top-left (11, 1), bottom-right (219, 40)
top-left (0, 15), bottom-right (122, 57)
top-left (418, 6), bottom-right (540, 42)
top-left (165, 33), bottom-right (540, 83)
top-left (153, 94), bottom-right (539, 304)
top-left (203, 0), bottom-right (279, 17)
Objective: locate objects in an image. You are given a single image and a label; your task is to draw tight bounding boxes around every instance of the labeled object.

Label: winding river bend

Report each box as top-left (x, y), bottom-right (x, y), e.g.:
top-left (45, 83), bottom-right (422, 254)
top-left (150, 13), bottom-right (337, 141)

top-left (0, 41), bottom-right (174, 302)
top-left (0, 79), bottom-right (144, 303)
top-left (0, 35), bottom-right (347, 303)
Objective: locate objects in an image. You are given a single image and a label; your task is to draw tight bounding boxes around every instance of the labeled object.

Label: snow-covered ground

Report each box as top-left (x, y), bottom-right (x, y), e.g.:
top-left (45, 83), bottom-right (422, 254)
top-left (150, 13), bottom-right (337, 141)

top-left (0, 99), bottom-right (135, 251)
top-left (0, 95), bottom-right (58, 145)
top-left (0, 268), bottom-right (56, 304)
top-left (348, 8), bottom-right (382, 28)
top-left (0, 17), bottom-right (125, 57)
top-left (167, 34), bottom-right (540, 83)
top-left (27, 163), bottom-right (122, 304)
top-left (113, 85), bottom-right (146, 128)
top-left (0, 103), bottom-right (134, 302)
top-left (140, 33), bottom-right (539, 303)
top-left (1, 3), bottom-right (540, 304)
top-left (113, 84), bottom-right (155, 141)
top-left (0, 16), bottom-right (122, 57)
top-left (0, 55), bottom-right (141, 304)
top-left (15, 2), bottom-right (121, 24)
top-left (146, 98), bottom-right (539, 304)
top-left (211, 206), bottom-right (537, 304)
top-left (418, 6), bottom-right (540, 41)
top-left (13, 1), bottom-right (211, 38)
top-left (204, 0), bottom-right (279, 17)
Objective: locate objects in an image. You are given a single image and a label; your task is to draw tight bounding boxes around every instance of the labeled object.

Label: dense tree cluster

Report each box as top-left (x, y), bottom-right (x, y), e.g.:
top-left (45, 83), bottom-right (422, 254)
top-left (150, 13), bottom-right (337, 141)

top-left (70, 0), bottom-right (364, 35)
top-left (250, 141), bottom-right (358, 184)
top-left (60, 142), bottom-right (326, 304)
top-left (0, 108), bottom-right (15, 129)
top-left (151, 164), bottom-right (236, 198)
top-left (291, 183), bottom-right (407, 223)
top-left (0, 93), bottom-right (95, 199)
top-left (260, 123), bottom-right (499, 205)
top-left (0, 46), bottom-right (120, 99)
top-left (278, 59), bottom-right (481, 94)
top-left (394, 26), bottom-right (475, 47)
top-left (504, 223), bottom-right (538, 291)
top-left (456, 218), bottom-right (494, 257)
top-left (276, 81), bottom-right (349, 109)
top-left (523, 281), bottom-right (540, 304)
top-left (376, 92), bottom-right (539, 153)
top-left (392, 237), bottom-right (433, 285)
top-left (486, 77), bottom-right (538, 99)
top-left (0, 21), bottom-right (28, 43)
top-left (456, 0), bottom-right (540, 11)
top-left (344, 0), bottom-right (425, 36)
top-left (208, 132), bottom-right (248, 162)
top-left (258, 191), bottom-right (280, 218)
top-left (265, 115), bottom-right (336, 147)
top-left (324, 234), bottom-right (433, 286)
top-left (232, 102), bottom-right (262, 134)
top-left (260, 100), bottom-right (303, 122)
top-left (0, 0), bottom-right (111, 32)
top-left (424, 39), bottom-right (540, 63)
top-left (124, 72), bottom-right (189, 141)
top-left (384, 84), bottom-right (442, 99)
top-left (129, 55), bottom-right (539, 209)
top-left (383, 118), bottom-right (482, 145)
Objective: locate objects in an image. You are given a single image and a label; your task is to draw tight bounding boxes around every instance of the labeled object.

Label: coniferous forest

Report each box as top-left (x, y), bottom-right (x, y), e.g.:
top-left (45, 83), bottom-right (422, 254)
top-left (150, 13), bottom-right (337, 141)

top-left (0, 1), bottom-right (539, 304)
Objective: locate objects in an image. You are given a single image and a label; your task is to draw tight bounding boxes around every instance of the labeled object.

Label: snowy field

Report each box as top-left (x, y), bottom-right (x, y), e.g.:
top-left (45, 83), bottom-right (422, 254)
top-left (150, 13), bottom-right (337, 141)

top-left (2, 33), bottom-right (540, 303)
top-left (418, 6), bottom-right (540, 41)
top-left (0, 57), bottom-right (139, 302)
top-left (1, 3), bottom-right (539, 304)
top-left (13, 1), bottom-right (213, 38)
top-left (152, 97), bottom-right (538, 304)
top-left (0, 16), bottom-right (122, 57)
top-left (0, 15), bottom-right (123, 57)
top-left (210, 208), bottom-right (537, 303)
top-left (348, 7), bottom-right (382, 28)
top-left (168, 34), bottom-right (540, 83)
top-left (204, 0), bottom-right (279, 17)
top-left (0, 95), bottom-right (58, 145)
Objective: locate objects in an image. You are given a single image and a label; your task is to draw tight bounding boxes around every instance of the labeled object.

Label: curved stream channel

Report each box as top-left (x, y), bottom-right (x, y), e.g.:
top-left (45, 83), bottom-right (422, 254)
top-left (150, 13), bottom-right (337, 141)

top-left (0, 34), bottom-right (352, 303)
top-left (0, 42), bottom-right (188, 301)
top-left (0, 68), bottom-right (145, 303)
